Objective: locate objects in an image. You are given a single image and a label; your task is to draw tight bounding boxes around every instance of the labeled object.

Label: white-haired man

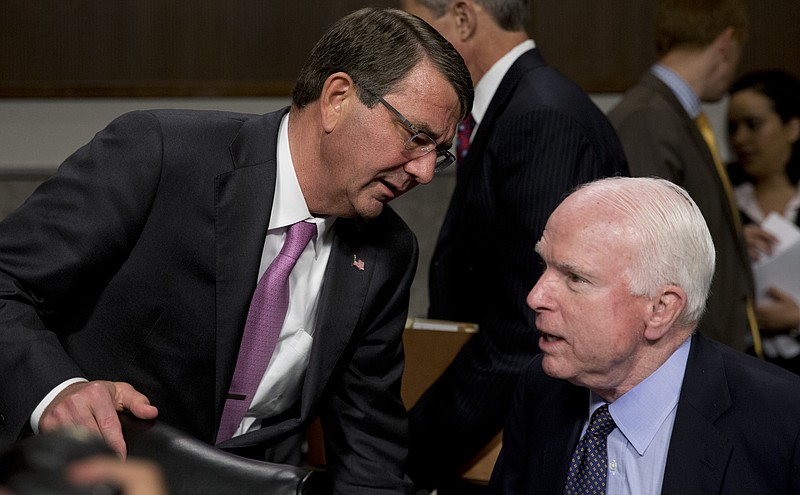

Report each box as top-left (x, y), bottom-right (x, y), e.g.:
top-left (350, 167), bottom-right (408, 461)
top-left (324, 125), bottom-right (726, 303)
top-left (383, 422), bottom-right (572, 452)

top-left (490, 177), bottom-right (800, 494)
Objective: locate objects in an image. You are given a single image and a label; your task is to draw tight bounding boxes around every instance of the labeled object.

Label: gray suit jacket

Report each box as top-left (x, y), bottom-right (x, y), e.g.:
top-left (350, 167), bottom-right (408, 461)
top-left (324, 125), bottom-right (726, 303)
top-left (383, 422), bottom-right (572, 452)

top-left (0, 108), bottom-right (416, 494)
top-left (490, 334), bottom-right (800, 494)
top-left (608, 72), bottom-right (754, 350)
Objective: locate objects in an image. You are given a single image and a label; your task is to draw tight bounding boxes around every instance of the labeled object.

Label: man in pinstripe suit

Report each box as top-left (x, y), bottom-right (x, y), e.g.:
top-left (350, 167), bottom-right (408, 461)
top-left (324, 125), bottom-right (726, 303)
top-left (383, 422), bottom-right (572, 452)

top-left (402, 0), bottom-right (628, 491)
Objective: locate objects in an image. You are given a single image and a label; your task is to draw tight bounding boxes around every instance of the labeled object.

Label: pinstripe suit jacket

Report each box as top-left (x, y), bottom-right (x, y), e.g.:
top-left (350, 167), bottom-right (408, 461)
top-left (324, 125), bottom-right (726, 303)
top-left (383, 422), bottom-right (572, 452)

top-left (407, 48), bottom-right (628, 486)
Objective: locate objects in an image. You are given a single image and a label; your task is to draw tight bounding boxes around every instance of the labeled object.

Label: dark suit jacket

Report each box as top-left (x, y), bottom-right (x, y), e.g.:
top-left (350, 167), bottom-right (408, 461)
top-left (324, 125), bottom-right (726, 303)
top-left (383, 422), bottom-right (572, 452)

top-left (408, 48), bottom-right (628, 484)
top-left (609, 72), bottom-right (755, 351)
top-left (0, 109), bottom-right (416, 494)
top-left (489, 334), bottom-right (800, 494)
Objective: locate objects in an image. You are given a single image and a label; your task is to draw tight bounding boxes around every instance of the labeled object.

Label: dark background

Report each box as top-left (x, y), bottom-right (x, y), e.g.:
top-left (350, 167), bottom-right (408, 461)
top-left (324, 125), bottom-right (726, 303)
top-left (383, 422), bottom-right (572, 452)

top-left (2, 0), bottom-right (798, 97)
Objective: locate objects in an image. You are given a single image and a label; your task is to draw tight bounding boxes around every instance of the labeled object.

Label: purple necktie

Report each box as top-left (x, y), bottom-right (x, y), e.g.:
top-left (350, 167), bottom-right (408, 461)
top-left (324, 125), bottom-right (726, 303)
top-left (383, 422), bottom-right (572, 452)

top-left (216, 221), bottom-right (317, 444)
top-left (456, 113), bottom-right (476, 170)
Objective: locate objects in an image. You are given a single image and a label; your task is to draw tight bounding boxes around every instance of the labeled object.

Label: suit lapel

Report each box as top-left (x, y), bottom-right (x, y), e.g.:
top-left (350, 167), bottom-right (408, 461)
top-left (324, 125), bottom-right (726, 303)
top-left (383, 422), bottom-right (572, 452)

top-left (642, 73), bottom-right (710, 161)
top-left (539, 384), bottom-right (586, 492)
top-left (301, 218), bottom-right (375, 418)
top-left (213, 109), bottom-right (287, 421)
top-left (661, 335), bottom-right (732, 494)
top-left (459, 48), bottom-right (546, 185)
top-left (437, 48), bottom-right (546, 249)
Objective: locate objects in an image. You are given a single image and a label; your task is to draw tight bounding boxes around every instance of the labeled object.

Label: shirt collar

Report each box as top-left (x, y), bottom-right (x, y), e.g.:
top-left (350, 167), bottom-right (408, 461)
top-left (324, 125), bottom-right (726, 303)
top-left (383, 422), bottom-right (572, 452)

top-left (472, 39), bottom-right (536, 125)
top-left (602, 337), bottom-right (691, 455)
top-left (651, 63), bottom-right (702, 119)
top-left (734, 182), bottom-right (762, 223)
top-left (735, 182), bottom-right (800, 223)
top-left (272, 112), bottom-right (335, 249)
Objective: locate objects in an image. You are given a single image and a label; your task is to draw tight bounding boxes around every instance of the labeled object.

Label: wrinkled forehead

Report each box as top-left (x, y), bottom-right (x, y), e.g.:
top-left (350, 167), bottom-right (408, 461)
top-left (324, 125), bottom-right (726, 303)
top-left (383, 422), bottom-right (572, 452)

top-left (541, 193), bottom-right (635, 247)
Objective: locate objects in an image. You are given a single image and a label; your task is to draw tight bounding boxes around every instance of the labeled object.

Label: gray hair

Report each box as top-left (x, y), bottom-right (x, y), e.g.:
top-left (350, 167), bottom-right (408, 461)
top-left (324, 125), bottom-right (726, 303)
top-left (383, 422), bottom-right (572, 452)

top-left (410, 0), bottom-right (529, 31)
top-left (575, 177), bottom-right (716, 326)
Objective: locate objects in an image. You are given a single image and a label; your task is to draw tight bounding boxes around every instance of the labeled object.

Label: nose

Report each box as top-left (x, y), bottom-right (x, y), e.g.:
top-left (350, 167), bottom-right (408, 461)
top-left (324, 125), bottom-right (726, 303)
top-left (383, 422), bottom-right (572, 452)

top-left (403, 153), bottom-right (436, 185)
top-left (730, 122), bottom-right (748, 147)
top-left (527, 272), bottom-right (552, 313)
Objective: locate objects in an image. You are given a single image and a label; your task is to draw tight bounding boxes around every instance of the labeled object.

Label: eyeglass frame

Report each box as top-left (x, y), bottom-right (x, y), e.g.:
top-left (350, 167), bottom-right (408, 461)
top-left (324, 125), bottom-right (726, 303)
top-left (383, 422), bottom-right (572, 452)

top-left (357, 85), bottom-right (456, 172)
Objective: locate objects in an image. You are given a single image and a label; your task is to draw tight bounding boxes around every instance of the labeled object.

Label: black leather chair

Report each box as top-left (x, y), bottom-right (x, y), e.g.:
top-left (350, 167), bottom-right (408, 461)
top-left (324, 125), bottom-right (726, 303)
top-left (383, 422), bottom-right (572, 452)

top-left (120, 414), bottom-right (331, 495)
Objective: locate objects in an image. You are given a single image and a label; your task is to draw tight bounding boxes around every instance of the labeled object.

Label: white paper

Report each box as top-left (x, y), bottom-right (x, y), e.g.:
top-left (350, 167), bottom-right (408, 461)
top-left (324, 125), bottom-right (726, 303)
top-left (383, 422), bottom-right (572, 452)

top-left (758, 212), bottom-right (800, 258)
top-left (752, 213), bottom-right (800, 303)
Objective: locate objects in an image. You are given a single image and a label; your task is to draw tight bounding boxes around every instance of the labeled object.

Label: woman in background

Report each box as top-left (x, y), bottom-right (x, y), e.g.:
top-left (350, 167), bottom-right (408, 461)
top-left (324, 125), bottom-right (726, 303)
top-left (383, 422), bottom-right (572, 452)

top-left (728, 69), bottom-right (800, 374)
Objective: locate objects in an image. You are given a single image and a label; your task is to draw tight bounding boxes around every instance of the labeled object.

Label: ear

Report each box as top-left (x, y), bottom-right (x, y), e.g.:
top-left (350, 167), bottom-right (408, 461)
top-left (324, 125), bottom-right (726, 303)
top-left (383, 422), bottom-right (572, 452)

top-left (715, 27), bottom-right (737, 60)
top-left (643, 285), bottom-right (687, 341)
top-left (319, 72), bottom-right (355, 133)
top-left (450, 0), bottom-right (478, 42)
top-left (786, 116), bottom-right (800, 143)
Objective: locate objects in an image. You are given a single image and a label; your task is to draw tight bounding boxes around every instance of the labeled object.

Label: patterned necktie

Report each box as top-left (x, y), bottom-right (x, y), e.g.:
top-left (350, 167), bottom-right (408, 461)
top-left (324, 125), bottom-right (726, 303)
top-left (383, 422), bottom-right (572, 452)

top-left (563, 404), bottom-right (617, 495)
top-left (696, 112), bottom-right (763, 358)
top-left (216, 221), bottom-right (317, 444)
top-left (456, 113), bottom-right (476, 169)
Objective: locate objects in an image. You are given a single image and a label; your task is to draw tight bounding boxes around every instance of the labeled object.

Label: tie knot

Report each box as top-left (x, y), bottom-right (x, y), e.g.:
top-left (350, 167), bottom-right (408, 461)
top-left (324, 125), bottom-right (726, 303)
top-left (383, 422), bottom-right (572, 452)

top-left (459, 113), bottom-right (476, 134)
top-left (457, 114), bottom-right (476, 166)
top-left (587, 404), bottom-right (616, 438)
top-left (282, 221), bottom-right (317, 261)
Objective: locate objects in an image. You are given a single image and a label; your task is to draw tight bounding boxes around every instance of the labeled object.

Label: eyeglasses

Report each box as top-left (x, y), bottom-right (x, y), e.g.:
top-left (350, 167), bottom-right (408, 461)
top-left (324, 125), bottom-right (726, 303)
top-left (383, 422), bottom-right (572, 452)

top-left (359, 86), bottom-right (456, 172)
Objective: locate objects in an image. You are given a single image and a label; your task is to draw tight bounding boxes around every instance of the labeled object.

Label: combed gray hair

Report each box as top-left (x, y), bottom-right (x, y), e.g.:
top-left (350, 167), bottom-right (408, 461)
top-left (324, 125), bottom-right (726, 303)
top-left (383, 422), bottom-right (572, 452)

top-left (411, 0), bottom-right (529, 31)
top-left (575, 177), bottom-right (716, 326)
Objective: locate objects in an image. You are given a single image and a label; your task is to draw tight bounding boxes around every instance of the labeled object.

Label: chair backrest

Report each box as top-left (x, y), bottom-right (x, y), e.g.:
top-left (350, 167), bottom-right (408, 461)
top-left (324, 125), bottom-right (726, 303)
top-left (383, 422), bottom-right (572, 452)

top-left (401, 319), bottom-right (501, 484)
top-left (0, 428), bottom-right (118, 494)
top-left (121, 414), bottom-right (331, 495)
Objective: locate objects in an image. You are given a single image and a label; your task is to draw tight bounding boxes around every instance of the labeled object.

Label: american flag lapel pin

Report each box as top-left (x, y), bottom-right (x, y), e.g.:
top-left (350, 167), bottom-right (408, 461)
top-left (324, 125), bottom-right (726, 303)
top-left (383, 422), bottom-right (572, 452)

top-left (352, 255), bottom-right (365, 271)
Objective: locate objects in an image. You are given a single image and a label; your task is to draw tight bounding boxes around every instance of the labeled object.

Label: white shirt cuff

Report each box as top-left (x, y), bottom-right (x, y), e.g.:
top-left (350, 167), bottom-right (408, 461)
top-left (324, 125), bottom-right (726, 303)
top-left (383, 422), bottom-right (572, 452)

top-left (30, 377), bottom-right (89, 434)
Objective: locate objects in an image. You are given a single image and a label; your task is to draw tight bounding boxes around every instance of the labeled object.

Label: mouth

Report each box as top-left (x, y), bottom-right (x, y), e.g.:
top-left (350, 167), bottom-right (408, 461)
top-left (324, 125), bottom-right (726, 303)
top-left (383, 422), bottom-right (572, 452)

top-left (378, 178), bottom-right (405, 200)
top-left (540, 332), bottom-right (563, 343)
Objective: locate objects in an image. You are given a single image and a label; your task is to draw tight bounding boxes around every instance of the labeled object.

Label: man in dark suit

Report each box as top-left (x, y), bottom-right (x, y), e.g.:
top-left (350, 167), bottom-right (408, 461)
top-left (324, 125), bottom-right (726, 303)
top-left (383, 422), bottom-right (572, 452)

top-left (400, 0), bottom-right (627, 490)
top-left (0, 8), bottom-right (473, 494)
top-left (608, 0), bottom-right (757, 354)
top-left (490, 176), bottom-right (800, 494)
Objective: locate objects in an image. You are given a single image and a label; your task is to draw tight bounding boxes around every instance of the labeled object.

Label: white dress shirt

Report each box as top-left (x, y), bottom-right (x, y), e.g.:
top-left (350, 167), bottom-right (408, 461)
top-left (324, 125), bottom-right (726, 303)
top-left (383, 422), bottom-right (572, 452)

top-left (233, 112), bottom-right (335, 435)
top-left (734, 182), bottom-right (800, 359)
top-left (468, 39), bottom-right (537, 140)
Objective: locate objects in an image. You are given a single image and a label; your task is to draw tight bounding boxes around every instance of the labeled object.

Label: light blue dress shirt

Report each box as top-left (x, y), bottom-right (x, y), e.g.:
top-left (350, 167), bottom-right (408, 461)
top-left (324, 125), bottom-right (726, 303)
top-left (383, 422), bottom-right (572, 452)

top-left (651, 64), bottom-right (701, 119)
top-left (584, 337), bottom-right (691, 495)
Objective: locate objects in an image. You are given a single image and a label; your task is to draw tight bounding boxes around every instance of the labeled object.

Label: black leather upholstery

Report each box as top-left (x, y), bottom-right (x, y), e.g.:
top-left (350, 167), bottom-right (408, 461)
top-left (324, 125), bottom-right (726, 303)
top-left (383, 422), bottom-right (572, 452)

top-left (121, 415), bottom-right (331, 495)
